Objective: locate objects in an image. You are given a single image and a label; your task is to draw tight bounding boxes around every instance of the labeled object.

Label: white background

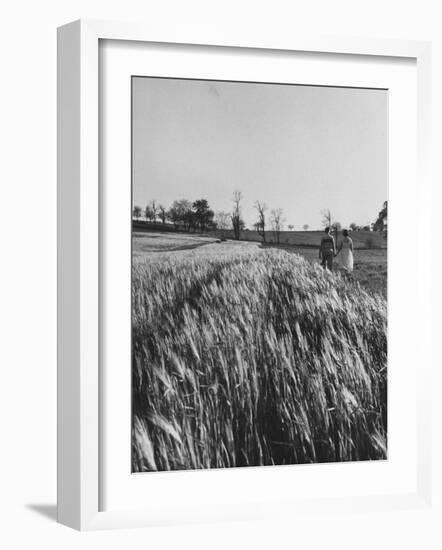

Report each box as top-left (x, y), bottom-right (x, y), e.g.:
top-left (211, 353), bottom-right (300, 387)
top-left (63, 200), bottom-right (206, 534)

top-left (0, 1), bottom-right (441, 548)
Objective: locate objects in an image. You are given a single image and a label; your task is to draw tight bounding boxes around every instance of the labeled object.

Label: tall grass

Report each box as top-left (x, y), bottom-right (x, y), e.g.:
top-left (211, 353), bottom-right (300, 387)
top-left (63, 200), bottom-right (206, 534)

top-left (132, 249), bottom-right (387, 472)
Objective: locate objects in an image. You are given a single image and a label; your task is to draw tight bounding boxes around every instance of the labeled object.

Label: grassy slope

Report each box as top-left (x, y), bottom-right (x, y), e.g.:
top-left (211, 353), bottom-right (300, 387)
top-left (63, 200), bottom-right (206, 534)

top-left (132, 241), bottom-right (387, 472)
top-left (134, 231), bottom-right (387, 297)
top-left (273, 245), bottom-right (387, 297)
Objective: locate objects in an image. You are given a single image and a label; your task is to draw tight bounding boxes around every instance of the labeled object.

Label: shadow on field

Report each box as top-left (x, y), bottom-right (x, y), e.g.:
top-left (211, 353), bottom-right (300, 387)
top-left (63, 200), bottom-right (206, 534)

top-left (147, 241), bottom-right (216, 253)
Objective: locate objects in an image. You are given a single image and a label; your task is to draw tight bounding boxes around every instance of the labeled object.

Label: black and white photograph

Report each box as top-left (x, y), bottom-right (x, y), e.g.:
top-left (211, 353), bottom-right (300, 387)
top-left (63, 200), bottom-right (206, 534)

top-left (131, 76), bottom-right (388, 473)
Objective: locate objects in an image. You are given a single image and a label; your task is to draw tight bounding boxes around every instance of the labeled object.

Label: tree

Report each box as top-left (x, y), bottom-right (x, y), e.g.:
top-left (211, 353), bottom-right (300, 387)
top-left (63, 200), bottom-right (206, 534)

top-left (254, 201), bottom-right (267, 242)
top-left (183, 209), bottom-right (196, 232)
top-left (321, 208), bottom-right (332, 229)
top-left (158, 204), bottom-right (167, 224)
top-left (350, 222), bottom-right (358, 232)
top-left (150, 200), bottom-right (158, 223)
top-left (168, 199), bottom-right (192, 229)
top-left (133, 205), bottom-right (142, 219)
top-left (270, 208), bottom-right (285, 244)
top-left (215, 211), bottom-right (231, 235)
top-left (231, 190), bottom-right (244, 240)
top-left (373, 200), bottom-right (388, 233)
top-left (303, 224), bottom-right (309, 231)
top-left (288, 224), bottom-right (294, 231)
top-left (144, 204), bottom-right (154, 222)
top-left (192, 199), bottom-right (214, 232)
top-left (321, 209), bottom-right (339, 242)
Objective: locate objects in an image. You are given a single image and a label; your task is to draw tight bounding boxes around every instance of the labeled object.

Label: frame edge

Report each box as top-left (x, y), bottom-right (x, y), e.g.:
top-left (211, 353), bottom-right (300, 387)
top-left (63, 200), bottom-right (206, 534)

top-left (57, 19), bottom-right (82, 531)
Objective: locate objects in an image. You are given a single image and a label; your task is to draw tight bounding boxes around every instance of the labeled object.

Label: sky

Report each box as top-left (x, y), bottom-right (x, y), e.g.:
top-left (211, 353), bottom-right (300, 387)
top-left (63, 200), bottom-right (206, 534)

top-left (132, 77), bottom-right (388, 230)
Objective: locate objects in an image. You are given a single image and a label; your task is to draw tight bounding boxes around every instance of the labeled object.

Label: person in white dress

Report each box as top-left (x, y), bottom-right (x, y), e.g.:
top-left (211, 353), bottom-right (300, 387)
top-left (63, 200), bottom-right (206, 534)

top-left (336, 229), bottom-right (354, 272)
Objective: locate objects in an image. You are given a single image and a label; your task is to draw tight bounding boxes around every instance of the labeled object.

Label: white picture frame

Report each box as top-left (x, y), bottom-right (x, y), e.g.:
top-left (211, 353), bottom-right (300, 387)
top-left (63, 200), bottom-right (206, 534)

top-left (57, 19), bottom-right (432, 531)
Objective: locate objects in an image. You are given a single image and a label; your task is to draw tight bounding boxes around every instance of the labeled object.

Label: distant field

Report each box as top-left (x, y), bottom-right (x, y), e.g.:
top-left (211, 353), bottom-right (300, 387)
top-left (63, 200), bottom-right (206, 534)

top-left (133, 221), bottom-right (387, 250)
top-left (132, 232), bottom-right (217, 258)
top-left (228, 229), bottom-right (387, 250)
top-left (132, 232), bottom-right (259, 264)
top-left (132, 231), bottom-right (387, 471)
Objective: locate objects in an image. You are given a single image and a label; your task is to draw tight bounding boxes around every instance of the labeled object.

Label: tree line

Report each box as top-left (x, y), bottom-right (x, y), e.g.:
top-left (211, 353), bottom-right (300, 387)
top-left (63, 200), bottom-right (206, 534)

top-left (133, 191), bottom-right (288, 243)
top-left (133, 195), bottom-right (388, 242)
top-left (133, 199), bottom-right (216, 233)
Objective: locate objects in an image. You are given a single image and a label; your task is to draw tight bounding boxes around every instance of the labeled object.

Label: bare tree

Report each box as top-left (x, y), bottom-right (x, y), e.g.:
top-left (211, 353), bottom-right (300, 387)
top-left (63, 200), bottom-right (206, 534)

top-left (231, 190), bottom-right (244, 240)
top-left (321, 208), bottom-right (339, 242)
top-left (270, 208), bottom-right (285, 244)
top-left (254, 200), bottom-right (267, 242)
top-left (321, 209), bottom-right (332, 229)
top-left (215, 210), bottom-right (231, 236)
top-left (133, 205), bottom-right (142, 219)
top-left (158, 204), bottom-right (167, 224)
top-left (150, 200), bottom-right (158, 223)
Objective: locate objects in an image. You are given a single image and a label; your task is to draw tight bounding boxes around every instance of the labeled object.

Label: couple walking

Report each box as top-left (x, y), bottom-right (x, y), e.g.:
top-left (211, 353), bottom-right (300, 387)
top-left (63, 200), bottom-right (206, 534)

top-left (319, 227), bottom-right (353, 272)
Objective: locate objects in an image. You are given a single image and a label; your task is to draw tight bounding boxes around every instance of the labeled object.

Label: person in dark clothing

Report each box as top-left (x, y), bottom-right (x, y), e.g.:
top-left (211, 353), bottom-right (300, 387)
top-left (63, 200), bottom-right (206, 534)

top-left (319, 227), bottom-right (336, 270)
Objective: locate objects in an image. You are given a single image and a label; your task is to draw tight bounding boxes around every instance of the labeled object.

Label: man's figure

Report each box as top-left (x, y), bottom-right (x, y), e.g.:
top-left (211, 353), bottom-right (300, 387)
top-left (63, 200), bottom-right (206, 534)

top-left (319, 227), bottom-right (336, 270)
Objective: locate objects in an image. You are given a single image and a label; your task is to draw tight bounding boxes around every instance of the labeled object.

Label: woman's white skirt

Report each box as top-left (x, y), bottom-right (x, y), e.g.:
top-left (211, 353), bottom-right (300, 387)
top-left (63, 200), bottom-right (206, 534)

top-left (340, 249), bottom-right (354, 272)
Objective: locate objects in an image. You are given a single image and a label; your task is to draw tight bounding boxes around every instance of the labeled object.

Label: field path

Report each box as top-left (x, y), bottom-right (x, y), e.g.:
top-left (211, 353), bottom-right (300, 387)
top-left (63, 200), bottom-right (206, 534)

top-left (133, 231), bottom-right (262, 263)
